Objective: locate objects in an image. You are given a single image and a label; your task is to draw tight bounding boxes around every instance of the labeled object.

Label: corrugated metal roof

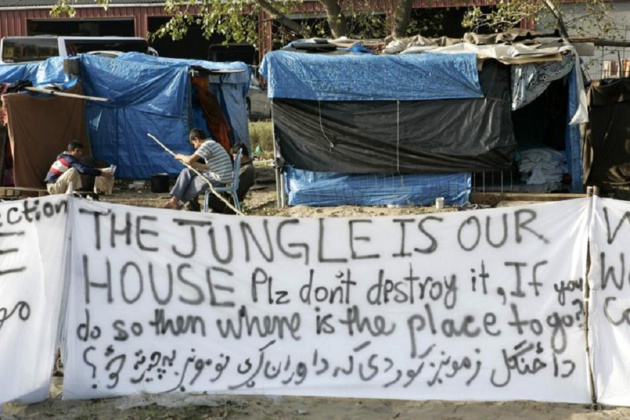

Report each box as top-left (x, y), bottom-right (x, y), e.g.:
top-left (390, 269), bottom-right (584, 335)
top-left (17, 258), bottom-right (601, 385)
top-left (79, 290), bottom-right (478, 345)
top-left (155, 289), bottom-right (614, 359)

top-left (0, 0), bottom-right (164, 7)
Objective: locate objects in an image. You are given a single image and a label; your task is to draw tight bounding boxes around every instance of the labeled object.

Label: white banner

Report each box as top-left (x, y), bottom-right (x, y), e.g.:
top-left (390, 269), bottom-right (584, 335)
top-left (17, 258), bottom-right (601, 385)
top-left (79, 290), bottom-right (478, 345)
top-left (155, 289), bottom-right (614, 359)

top-left (589, 197), bottom-right (630, 405)
top-left (62, 198), bottom-right (591, 402)
top-left (0, 196), bottom-right (68, 404)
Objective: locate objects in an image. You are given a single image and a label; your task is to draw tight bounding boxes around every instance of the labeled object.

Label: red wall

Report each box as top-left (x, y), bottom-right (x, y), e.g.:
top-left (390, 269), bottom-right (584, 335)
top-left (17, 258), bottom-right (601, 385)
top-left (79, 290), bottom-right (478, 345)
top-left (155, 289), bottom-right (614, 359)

top-left (0, 6), bottom-right (168, 37)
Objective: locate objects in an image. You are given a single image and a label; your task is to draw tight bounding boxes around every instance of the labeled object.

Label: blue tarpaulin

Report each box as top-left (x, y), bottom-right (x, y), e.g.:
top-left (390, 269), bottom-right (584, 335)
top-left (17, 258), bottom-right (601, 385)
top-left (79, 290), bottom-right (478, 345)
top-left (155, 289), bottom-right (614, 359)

top-left (260, 51), bottom-right (482, 101)
top-left (0, 53), bottom-right (250, 180)
top-left (0, 57), bottom-right (67, 85)
top-left (79, 53), bottom-right (249, 179)
top-left (284, 167), bottom-right (471, 206)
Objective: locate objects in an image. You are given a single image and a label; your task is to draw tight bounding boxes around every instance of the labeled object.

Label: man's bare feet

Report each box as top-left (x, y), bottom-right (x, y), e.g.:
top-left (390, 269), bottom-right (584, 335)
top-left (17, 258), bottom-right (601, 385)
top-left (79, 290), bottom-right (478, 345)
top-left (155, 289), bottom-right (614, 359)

top-left (161, 198), bottom-right (181, 209)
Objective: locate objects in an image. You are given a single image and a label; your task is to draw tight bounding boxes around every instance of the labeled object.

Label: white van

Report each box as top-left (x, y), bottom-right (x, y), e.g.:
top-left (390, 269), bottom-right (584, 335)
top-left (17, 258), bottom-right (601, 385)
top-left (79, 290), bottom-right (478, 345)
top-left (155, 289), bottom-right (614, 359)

top-left (0, 36), bottom-right (152, 64)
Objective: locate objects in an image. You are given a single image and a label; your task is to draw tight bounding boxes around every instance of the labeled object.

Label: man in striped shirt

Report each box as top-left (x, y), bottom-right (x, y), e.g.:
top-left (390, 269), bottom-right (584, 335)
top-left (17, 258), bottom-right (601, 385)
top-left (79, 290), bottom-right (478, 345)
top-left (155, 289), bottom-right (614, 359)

top-left (162, 128), bottom-right (233, 210)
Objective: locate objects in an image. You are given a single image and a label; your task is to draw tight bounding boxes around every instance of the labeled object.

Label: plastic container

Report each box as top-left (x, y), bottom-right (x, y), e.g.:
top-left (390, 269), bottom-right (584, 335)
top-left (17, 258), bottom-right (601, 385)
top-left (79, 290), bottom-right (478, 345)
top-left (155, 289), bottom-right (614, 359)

top-left (150, 173), bottom-right (170, 193)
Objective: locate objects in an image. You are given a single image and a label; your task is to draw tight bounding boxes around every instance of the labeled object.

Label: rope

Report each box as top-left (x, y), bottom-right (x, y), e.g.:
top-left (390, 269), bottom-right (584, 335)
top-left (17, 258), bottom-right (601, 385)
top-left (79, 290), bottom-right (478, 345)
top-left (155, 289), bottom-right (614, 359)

top-left (318, 100), bottom-right (335, 151)
top-left (396, 100), bottom-right (400, 174)
top-left (147, 133), bottom-right (244, 216)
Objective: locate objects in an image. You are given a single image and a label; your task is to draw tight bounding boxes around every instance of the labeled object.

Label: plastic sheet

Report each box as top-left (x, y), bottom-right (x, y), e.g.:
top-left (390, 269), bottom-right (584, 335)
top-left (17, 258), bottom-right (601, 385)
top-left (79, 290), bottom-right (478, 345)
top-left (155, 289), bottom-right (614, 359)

top-left (261, 51), bottom-right (482, 101)
top-left (284, 167), bottom-right (471, 206)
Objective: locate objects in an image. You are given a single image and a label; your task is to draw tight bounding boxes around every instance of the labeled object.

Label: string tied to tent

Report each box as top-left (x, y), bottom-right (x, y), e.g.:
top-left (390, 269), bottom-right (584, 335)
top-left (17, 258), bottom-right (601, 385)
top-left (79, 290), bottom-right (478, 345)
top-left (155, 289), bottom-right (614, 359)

top-left (147, 133), bottom-right (244, 216)
top-left (396, 99), bottom-right (401, 175)
top-left (318, 100), bottom-right (335, 151)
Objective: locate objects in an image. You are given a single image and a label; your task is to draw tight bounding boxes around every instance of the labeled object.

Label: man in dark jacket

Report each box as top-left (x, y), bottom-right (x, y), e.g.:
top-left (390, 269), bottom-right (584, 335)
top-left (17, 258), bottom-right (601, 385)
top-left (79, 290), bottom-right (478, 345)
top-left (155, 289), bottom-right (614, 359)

top-left (45, 140), bottom-right (113, 194)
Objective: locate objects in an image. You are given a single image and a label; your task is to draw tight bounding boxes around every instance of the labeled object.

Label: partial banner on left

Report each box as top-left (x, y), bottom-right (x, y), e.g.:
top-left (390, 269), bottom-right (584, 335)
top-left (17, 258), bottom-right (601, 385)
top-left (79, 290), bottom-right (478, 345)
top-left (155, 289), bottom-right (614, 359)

top-left (0, 195), bottom-right (69, 404)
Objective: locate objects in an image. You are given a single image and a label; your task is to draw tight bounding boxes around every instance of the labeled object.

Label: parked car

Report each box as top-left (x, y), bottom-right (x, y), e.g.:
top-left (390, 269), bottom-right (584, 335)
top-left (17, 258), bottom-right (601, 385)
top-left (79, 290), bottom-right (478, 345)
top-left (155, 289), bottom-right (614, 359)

top-left (207, 44), bottom-right (271, 121)
top-left (248, 68), bottom-right (271, 121)
top-left (0, 36), bottom-right (153, 64)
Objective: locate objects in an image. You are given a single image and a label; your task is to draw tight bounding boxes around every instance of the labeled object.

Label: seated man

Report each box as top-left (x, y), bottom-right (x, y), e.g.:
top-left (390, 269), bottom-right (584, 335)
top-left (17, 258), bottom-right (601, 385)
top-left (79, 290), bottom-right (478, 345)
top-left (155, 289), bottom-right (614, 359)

top-left (162, 128), bottom-right (233, 210)
top-left (45, 140), bottom-right (113, 195)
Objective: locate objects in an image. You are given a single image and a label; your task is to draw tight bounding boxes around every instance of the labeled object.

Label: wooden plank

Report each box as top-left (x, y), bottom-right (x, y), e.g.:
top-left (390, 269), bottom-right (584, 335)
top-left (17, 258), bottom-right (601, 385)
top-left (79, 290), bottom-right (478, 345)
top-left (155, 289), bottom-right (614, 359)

top-left (0, 187), bottom-right (48, 198)
top-left (471, 192), bottom-right (586, 207)
top-left (24, 87), bottom-right (109, 102)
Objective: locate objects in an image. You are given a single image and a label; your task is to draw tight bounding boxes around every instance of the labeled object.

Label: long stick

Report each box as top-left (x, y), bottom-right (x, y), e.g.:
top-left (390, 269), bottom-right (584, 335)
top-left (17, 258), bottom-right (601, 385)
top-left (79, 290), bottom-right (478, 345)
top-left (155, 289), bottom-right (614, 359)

top-left (24, 86), bottom-right (109, 102)
top-left (147, 133), bottom-right (244, 216)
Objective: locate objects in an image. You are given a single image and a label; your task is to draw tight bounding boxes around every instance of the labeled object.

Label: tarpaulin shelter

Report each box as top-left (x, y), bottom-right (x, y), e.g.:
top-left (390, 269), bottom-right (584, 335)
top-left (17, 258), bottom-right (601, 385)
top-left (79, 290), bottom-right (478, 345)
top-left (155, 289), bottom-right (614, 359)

top-left (0, 53), bottom-right (250, 188)
top-left (79, 53), bottom-right (250, 180)
top-left (582, 78), bottom-right (630, 192)
top-left (261, 35), bottom-right (588, 207)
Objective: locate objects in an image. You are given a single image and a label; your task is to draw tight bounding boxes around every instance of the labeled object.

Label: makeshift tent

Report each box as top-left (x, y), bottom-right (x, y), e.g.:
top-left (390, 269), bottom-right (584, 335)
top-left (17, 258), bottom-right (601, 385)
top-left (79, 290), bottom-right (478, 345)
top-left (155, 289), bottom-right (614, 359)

top-left (582, 78), bottom-right (630, 192)
top-left (0, 53), bottom-right (250, 187)
top-left (78, 53), bottom-right (250, 180)
top-left (260, 36), bottom-right (587, 207)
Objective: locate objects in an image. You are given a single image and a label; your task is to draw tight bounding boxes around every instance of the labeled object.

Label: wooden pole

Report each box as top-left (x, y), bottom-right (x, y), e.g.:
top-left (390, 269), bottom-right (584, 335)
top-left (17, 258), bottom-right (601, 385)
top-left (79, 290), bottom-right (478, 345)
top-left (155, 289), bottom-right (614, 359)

top-left (24, 87), bottom-right (109, 102)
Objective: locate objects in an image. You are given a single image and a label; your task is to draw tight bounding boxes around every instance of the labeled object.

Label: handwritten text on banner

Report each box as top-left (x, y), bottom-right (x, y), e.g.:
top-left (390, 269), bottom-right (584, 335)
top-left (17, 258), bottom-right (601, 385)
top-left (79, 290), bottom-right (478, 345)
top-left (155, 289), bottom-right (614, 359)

top-left (62, 198), bottom-right (591, 402)
top-left (589, 197), bottom-right (630, 405)
top-left (0, 196), bottom-right (68, 404)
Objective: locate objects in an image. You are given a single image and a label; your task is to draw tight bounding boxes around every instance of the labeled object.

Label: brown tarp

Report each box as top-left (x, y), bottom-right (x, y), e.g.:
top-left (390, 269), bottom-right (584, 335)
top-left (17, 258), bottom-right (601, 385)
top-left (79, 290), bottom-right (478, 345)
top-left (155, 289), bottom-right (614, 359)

top-left (3, 83), bottom-right (90, 189)
top-left (191, 75), bottom-right (232, 153)
top-left (583, 79), bottom-right (630, 189)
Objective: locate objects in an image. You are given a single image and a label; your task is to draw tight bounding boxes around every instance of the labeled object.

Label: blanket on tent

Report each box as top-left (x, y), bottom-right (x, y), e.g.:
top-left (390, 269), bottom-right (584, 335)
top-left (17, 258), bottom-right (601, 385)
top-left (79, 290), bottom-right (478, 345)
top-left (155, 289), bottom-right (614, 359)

top-left (4, 83), bottom-right (90, 189)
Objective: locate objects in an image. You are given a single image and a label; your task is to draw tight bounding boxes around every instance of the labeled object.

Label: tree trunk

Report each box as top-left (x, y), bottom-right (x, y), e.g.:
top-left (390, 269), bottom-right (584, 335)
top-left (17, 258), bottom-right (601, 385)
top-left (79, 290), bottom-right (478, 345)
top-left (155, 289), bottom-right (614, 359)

top-left (541, 0), bottom-right (569, 38)
top-left (392, 0), bottom-right (413, 38)
top-left (256, 0), bottom-right (312, 37)
top-left (319, 0), bottom-right (349, 38)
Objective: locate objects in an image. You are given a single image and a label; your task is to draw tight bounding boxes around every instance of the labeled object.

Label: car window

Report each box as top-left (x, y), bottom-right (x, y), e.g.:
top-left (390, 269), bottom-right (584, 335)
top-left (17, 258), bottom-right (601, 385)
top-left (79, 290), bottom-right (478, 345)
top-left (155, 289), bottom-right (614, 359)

top-left (1, 37), bottom-right (58, 63)
top-left (1, 36), bottom-right (151, 64)
top-left (63, 39), bottom-right (148, 56)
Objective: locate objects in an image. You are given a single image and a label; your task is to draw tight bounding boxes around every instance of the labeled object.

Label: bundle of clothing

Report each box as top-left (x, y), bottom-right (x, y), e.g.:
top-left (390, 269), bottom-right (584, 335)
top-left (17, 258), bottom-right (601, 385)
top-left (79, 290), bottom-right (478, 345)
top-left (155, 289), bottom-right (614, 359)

top-left (518, 148), bottom-right (567, 192)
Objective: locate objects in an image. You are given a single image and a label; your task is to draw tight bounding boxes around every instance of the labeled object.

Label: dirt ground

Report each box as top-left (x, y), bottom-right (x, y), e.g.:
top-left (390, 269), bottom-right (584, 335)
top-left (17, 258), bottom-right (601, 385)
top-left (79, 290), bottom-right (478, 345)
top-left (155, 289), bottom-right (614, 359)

top-left (97, 162), bottom-right (463, 218)
top-left (4, 376), bottom-right (630, 420)
top-left (3, 161), bottom-right (629, 419)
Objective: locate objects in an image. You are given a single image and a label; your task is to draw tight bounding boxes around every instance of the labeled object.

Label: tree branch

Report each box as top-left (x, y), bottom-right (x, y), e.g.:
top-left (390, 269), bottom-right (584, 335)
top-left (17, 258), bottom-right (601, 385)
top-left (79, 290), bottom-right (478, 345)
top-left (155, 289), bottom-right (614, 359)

top-left (256, 0), bottom-right (312, 37)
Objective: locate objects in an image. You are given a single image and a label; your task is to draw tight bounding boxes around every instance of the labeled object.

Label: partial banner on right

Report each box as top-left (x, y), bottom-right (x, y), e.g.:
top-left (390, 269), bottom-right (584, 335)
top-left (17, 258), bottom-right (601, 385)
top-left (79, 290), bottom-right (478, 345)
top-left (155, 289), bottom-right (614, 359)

top-left (589, 196), bottom-right (630, 405)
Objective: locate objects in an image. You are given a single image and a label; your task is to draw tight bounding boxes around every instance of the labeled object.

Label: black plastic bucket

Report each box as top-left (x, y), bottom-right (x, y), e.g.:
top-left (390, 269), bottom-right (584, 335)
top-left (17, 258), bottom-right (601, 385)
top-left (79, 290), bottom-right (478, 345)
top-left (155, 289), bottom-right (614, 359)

top-left (150, 173), bottom-right (170, 193)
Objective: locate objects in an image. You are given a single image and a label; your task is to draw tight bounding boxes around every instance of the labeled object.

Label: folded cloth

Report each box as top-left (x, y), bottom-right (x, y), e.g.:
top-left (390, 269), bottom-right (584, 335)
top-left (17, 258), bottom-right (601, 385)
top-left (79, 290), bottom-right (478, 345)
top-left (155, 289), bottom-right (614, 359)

top-left (100, 165), bottom-right (117, 175)
top-left (95, 176), bottom-right (115, 195)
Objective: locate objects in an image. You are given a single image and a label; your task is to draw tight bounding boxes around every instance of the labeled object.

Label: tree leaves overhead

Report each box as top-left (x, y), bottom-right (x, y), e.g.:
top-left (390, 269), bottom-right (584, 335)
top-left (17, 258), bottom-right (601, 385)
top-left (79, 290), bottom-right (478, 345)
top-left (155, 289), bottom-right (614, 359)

top-left (52, 0), bottom-right (618, 46)
top-left (462, 0), bottom-right (615, 39)
top-left (52, 0), bottom-right (306, 45)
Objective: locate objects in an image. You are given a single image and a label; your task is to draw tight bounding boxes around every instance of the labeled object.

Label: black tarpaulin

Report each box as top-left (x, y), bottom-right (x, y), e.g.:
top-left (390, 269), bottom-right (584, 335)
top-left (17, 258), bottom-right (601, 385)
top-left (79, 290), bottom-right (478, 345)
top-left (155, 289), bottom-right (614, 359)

top-left (274, 97), bottom-right (516, 174)
top-left (583, 79), bottom-right (630, 188)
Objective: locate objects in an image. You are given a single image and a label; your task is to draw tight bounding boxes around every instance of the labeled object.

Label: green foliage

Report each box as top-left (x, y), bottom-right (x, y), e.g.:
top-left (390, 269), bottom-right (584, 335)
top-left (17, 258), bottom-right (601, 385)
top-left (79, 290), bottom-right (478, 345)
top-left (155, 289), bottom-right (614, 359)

top-left (406, 9), bottom-right (445, 37)
top-left (51, 0), bottom-right (110, 17)
top-left (341, 2), bottom-right (389, 39)
top-left (155, 0), bottom-right (276, 44)
top-left (561, 1), bottom-right (618, 38)
top-left (462, 1), bottom-right (536, 33)
top-left (249, 120), bottom-right (274, 159)
top-left (52, 0), bottom-right (618, 46)
top-left (53, 0), bottom-right (300, 46)
top-left (462, 0), bottom-right (615, 39)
